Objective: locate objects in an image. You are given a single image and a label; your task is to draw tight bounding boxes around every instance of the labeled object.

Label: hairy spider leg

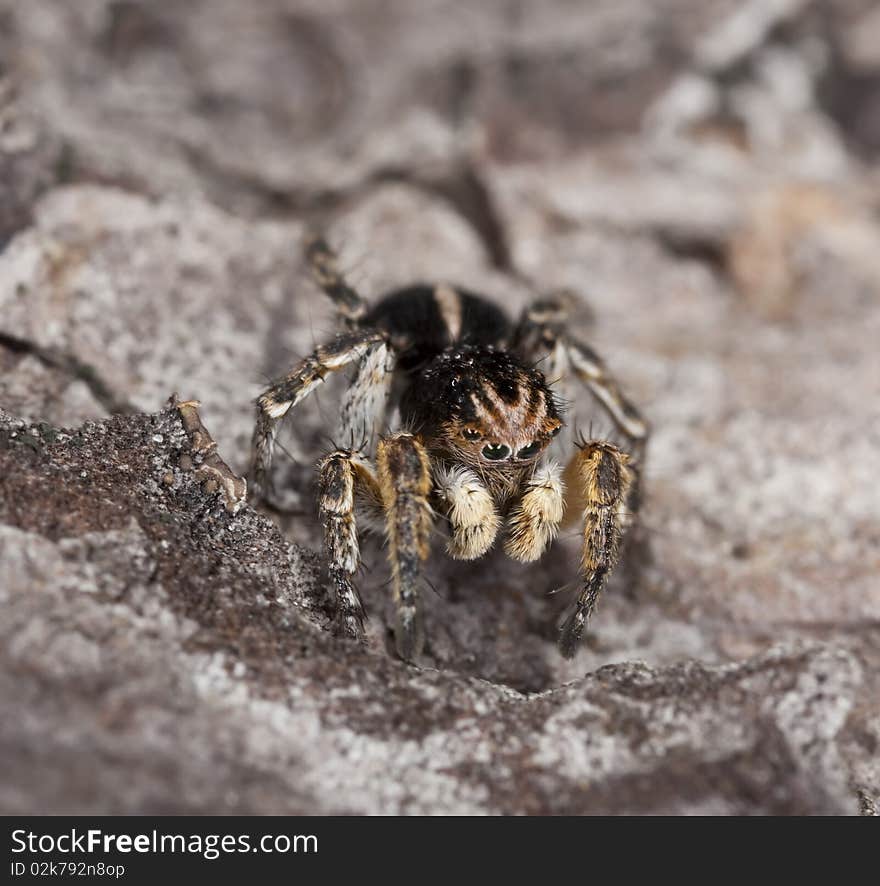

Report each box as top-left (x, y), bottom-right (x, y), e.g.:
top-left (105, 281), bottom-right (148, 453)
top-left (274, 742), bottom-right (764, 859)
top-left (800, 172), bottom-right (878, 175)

top-left (317, 448), bottom-right (384, 639)
top-left (376, 433), bottom-right (433, 660)
top-left (559, 441), bottom-right (635, 658)
top-left (304, 232), bottom-right (368, 325)
top-left (514, 294), bottom-right (649, 655)
top-left (335, 340), bottom-right (395, 451)
top-left (250, 330), bottom-right (386, 500)
top-left (514, 294), bottom-right (649, 459)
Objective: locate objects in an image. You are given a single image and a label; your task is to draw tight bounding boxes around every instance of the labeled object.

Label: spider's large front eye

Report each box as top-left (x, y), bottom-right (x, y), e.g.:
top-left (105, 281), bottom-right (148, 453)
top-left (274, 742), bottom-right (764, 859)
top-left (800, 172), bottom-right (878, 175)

top-left (482, 443), bottom-right (510, 461)
top-left (516, 441), bottom-right (542, 460)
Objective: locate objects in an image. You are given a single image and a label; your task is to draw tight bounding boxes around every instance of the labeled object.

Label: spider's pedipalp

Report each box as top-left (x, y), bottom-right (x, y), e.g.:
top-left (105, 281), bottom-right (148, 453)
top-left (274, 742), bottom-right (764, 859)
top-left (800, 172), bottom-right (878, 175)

top-left (376, 433), bottom-right (433, 661)
top-left (559, 440), bottom-right (635, 658)
top-left (504, 461), bottom-right (565, 562)
top-left (434, 464), bottom-right (500, 560)
top-left (249, 330), bottom-right (386, 500)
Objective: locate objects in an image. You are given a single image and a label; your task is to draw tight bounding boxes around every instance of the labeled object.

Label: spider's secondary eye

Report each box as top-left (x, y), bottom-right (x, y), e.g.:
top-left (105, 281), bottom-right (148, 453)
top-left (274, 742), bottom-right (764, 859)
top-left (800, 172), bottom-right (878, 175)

top-left (550, 425), bottom-right (562, 437)
top-left (516, 441), bottom-right (542, 460)
top-left (482, 443), bottom-right (510, 461)
top-left (463, 428), bottom-right (481, 440)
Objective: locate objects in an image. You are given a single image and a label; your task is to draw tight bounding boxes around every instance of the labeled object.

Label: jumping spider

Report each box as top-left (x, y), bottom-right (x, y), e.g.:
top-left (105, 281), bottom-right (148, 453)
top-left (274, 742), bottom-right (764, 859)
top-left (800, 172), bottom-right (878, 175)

top-left (250, 235), bottom-right (648, 660)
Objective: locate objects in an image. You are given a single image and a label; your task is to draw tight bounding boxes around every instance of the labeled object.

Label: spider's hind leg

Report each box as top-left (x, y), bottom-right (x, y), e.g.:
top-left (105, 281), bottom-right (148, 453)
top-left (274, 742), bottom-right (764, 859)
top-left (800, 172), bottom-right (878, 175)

top-left (305, 232), bottom-right (368, 326)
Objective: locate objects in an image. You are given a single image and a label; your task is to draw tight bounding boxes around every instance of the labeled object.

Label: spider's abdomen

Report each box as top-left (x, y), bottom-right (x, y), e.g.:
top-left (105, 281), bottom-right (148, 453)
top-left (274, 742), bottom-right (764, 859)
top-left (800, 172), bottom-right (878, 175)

top-left (364, 284), bottom-right (511, 370)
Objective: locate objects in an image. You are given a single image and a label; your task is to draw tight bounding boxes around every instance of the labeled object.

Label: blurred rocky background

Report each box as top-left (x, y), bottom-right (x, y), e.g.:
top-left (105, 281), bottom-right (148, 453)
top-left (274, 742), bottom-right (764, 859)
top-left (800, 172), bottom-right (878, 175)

top-left (1, 0), bottom-right (878, 814)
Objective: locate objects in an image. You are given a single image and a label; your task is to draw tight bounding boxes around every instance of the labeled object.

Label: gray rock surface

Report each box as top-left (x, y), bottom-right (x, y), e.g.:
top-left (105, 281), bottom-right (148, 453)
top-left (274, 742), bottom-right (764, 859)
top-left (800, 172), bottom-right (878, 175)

top-left (0, 0), bottom-right (878, 814)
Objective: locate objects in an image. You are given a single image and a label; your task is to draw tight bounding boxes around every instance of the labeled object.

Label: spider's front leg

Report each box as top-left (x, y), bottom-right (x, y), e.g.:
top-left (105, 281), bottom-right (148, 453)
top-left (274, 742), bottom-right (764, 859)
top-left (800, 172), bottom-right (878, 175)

top-left (317, 448), bottom-right (383, 639)
top-left (559, 441), bottom-right (636, 658)
top-left (376, 433), bottom-right (433, 660)
top-left (250, 330), bottom-right (388, 501)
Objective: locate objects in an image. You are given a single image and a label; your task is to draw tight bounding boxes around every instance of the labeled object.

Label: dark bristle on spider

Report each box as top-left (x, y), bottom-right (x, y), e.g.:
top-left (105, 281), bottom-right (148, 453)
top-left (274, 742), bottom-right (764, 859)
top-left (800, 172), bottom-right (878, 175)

top-left (250, 233), bottom-right (649, 661)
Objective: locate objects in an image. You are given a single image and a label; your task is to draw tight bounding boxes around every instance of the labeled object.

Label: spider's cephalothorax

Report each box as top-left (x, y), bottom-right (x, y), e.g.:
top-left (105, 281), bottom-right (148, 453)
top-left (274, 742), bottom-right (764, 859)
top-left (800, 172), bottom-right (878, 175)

top-left (400, 345), bottom-right (563, 501)
top-left (250, 235), bottom-right (649, 660)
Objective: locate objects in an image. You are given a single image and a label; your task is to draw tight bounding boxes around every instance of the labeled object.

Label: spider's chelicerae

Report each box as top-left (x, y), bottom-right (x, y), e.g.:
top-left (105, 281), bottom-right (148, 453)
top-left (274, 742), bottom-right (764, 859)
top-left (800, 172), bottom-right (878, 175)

top-left (250, 235), bottom-right (649, 660)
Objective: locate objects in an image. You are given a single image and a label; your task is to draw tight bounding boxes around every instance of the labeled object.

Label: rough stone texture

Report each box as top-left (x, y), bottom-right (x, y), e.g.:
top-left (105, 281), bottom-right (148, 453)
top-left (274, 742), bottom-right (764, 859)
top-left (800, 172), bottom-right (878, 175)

top-left (0, 407), bottom-right (874, 815)
top-left (0, 185), bottom-right (308, 458)
top-left (1, 0), bottom-right (878, 814)
top-left (0, 76), bottom-right (62, 247)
